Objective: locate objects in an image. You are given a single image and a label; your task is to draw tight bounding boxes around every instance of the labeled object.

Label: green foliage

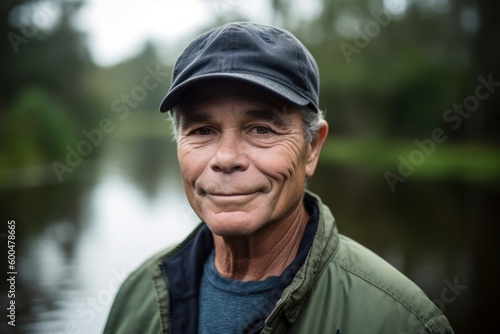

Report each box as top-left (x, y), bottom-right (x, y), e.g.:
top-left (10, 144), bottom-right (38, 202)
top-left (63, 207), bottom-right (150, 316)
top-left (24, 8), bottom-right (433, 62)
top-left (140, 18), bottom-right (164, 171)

top-left (0, 86), bottom-right (78, 170)
top-left (320, 137), bottom-right (500, 182)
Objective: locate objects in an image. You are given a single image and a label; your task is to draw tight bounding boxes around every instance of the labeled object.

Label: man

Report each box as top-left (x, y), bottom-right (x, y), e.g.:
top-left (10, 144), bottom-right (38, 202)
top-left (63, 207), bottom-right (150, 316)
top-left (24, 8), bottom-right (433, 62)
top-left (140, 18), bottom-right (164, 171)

top-left (104, 22), bottom-right (454, 333)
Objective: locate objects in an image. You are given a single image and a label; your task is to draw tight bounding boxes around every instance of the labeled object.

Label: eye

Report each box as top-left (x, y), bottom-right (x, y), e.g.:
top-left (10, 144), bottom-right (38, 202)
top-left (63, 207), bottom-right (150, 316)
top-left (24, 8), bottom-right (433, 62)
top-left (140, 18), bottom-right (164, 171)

top-left (250, 126), bottom-right (274, 135)
top-left (191, 127), bottom-right (214, 136)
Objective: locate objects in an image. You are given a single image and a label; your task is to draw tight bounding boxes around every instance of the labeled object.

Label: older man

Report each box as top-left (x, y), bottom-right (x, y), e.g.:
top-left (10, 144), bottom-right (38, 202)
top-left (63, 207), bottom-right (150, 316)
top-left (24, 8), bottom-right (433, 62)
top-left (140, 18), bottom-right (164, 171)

top-left (104, 22), bottom-right (454, 333)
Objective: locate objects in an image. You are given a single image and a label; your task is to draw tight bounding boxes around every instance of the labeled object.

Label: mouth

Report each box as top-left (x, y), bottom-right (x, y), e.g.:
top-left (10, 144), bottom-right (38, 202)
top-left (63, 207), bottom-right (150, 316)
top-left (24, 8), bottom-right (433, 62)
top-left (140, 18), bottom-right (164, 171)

top-left (196, 179), bottom-right (270, 199)
top-left (199, 185), bottom-right (265, 196)
top-left (199, 188), bottom-right (264, 203)
top-left (206, 191), bottom-right (259, 198)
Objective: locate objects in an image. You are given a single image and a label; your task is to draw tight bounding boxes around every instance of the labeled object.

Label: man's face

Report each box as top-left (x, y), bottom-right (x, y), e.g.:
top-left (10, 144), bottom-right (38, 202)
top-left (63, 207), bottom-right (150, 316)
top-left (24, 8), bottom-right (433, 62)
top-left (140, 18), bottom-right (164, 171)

top-left (176, 81), bottom-right (324, 237)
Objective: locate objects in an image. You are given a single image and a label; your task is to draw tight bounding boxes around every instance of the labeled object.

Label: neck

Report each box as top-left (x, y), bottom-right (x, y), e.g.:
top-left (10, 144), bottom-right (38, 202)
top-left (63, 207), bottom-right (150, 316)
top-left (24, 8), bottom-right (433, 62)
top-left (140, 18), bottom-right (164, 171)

top-left (212, 203), bottom-right (309, 281)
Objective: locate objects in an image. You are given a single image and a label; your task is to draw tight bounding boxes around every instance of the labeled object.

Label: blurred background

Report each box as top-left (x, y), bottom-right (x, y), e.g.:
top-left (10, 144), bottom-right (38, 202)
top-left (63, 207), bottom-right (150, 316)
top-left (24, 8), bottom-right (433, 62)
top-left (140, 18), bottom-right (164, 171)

top-left (1, 0), bottom-right (499, 333)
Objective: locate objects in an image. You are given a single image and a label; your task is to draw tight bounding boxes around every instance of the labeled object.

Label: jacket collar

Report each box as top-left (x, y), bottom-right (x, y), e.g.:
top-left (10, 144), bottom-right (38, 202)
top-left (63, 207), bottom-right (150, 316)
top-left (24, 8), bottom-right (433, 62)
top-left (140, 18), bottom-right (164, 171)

top-left (266, 190), bottom-right (340, 326)
top-left (158, 224), bottom-right (213, 333)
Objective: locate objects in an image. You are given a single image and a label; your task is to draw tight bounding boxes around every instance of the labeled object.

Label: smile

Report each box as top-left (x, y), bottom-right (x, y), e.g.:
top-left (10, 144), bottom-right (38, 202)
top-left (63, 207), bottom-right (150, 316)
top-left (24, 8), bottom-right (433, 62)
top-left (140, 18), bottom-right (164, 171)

top-left (205, 191), bottom-right (260, 204)
top-left (211, 192), bottom-right (255, 196)
top-left (208, 192), bottom-right (258, 198)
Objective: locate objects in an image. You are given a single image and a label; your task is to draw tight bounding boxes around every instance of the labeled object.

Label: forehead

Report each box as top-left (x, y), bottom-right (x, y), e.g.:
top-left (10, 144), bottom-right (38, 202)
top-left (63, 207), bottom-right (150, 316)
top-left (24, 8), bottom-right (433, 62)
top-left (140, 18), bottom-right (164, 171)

top-left (176, 80), bottom-right (294, 114)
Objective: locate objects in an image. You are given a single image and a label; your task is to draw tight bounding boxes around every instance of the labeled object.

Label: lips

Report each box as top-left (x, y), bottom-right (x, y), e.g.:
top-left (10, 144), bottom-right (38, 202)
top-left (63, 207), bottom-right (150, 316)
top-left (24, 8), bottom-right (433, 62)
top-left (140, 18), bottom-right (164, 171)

top-left (198, 184), bottom-right (267, 197)
top-left (209, 192), bottom-right (257, 196)
top-left (195, 177), bottom-right (271, 198)
top-left (192, 191), bottom-right (257, 211)
top-left (202, 191), bottom-right (261, 199)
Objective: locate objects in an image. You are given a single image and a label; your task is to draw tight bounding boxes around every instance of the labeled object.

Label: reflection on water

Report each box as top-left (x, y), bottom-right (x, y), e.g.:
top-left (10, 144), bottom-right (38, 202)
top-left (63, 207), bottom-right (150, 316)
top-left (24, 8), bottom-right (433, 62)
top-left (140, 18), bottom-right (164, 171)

top-left (17, 168), bottom-right (197, 334)
top-left (1, 120), bottom-right (496, 333)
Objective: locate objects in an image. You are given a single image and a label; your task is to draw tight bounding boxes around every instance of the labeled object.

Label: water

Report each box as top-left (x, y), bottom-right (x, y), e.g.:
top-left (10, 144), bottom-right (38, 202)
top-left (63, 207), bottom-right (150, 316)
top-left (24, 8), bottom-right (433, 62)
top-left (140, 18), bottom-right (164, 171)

top-left (21, 175), bottom-right (198, 334)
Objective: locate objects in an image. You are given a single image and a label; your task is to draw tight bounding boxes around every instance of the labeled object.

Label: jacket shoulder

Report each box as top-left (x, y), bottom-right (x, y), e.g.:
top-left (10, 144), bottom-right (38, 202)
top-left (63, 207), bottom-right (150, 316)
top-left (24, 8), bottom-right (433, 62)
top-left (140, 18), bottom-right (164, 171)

top-left (103, 244), bottom-right (178, 334)
top-left (293, 234), bottom-right (454, 333)
top-left (333, 235), bottom-right (452, 332)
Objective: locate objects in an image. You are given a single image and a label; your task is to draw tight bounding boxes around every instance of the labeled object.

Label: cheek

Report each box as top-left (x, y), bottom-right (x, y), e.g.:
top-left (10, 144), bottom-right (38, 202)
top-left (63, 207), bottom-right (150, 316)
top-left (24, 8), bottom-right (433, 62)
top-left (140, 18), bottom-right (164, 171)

top-left (252, 141), bottom-right (307, 181)
top-left (177, 146), bottom-right (210, 184)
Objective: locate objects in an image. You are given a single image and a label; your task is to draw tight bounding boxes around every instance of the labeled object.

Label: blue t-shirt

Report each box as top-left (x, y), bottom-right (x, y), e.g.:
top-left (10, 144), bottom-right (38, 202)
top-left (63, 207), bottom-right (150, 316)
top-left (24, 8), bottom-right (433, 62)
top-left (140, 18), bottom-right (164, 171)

top-left (198, 250), bottom-right (281, 334)
top-left (198, 196), bottom-right (319, 333)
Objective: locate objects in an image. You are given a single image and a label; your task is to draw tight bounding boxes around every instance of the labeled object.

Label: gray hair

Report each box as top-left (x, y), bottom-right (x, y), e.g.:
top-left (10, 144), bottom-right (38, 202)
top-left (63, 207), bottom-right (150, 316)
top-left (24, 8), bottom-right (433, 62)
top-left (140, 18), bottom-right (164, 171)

top-left (298, 106), bottom-right (325, 143)
top-left (168, 105), bottom-right (325, 143)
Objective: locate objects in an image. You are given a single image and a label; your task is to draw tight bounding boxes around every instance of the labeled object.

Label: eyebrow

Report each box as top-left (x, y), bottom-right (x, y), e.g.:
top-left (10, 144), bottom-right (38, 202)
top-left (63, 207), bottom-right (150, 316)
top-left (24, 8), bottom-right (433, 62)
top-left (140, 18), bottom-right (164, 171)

top-left (179, 108), bottom-right (291, 129)
top-left (179, 112), bottom-right (212, 129)
top-left (244, 109), bottom-right (290, 128)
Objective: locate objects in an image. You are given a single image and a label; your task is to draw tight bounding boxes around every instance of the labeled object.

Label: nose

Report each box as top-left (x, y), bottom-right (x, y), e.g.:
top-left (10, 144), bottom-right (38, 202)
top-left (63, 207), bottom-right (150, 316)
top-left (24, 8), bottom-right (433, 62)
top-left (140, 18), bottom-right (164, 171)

top-left (210, 132), bottom-right (249, 173)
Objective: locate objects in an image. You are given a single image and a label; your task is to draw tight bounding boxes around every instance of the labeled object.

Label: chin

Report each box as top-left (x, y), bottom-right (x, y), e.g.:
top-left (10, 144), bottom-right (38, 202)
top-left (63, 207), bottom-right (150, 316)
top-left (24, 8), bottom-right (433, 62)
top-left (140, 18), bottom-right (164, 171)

top-left (204, 211), bottom-right (265, 237)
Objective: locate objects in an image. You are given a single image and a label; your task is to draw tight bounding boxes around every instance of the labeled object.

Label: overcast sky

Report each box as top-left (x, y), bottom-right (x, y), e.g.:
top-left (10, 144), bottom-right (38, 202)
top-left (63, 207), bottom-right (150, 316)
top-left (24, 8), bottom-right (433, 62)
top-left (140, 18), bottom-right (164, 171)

top-left (73, 0), bottom-right (277, 66)
top-left (68, 0), bottom-right (413, 67)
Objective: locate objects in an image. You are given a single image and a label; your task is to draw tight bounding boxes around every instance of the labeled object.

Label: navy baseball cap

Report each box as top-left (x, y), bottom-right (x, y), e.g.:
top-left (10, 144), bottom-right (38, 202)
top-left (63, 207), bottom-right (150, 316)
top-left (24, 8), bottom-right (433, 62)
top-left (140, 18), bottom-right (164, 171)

top-left (159, 22), bottom-right (319, 113)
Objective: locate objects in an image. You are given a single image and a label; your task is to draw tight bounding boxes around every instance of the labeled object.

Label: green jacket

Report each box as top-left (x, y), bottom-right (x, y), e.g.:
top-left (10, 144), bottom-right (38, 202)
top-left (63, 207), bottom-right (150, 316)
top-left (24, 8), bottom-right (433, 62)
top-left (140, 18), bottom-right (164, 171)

top-left (104, 192), bottom-right (454, 333)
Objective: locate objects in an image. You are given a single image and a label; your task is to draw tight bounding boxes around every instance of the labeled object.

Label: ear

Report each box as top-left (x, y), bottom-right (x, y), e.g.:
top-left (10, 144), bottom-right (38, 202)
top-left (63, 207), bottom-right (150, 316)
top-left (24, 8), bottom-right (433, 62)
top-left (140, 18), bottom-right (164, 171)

top-left (305, 121), bottom-right (329, 177)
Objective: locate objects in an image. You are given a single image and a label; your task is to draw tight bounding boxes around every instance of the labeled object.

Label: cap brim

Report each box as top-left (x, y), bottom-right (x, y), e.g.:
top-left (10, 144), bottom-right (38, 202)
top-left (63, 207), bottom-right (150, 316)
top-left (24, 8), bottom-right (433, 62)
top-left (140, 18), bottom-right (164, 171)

top-left (159, 73), bottom-right (317, 113)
